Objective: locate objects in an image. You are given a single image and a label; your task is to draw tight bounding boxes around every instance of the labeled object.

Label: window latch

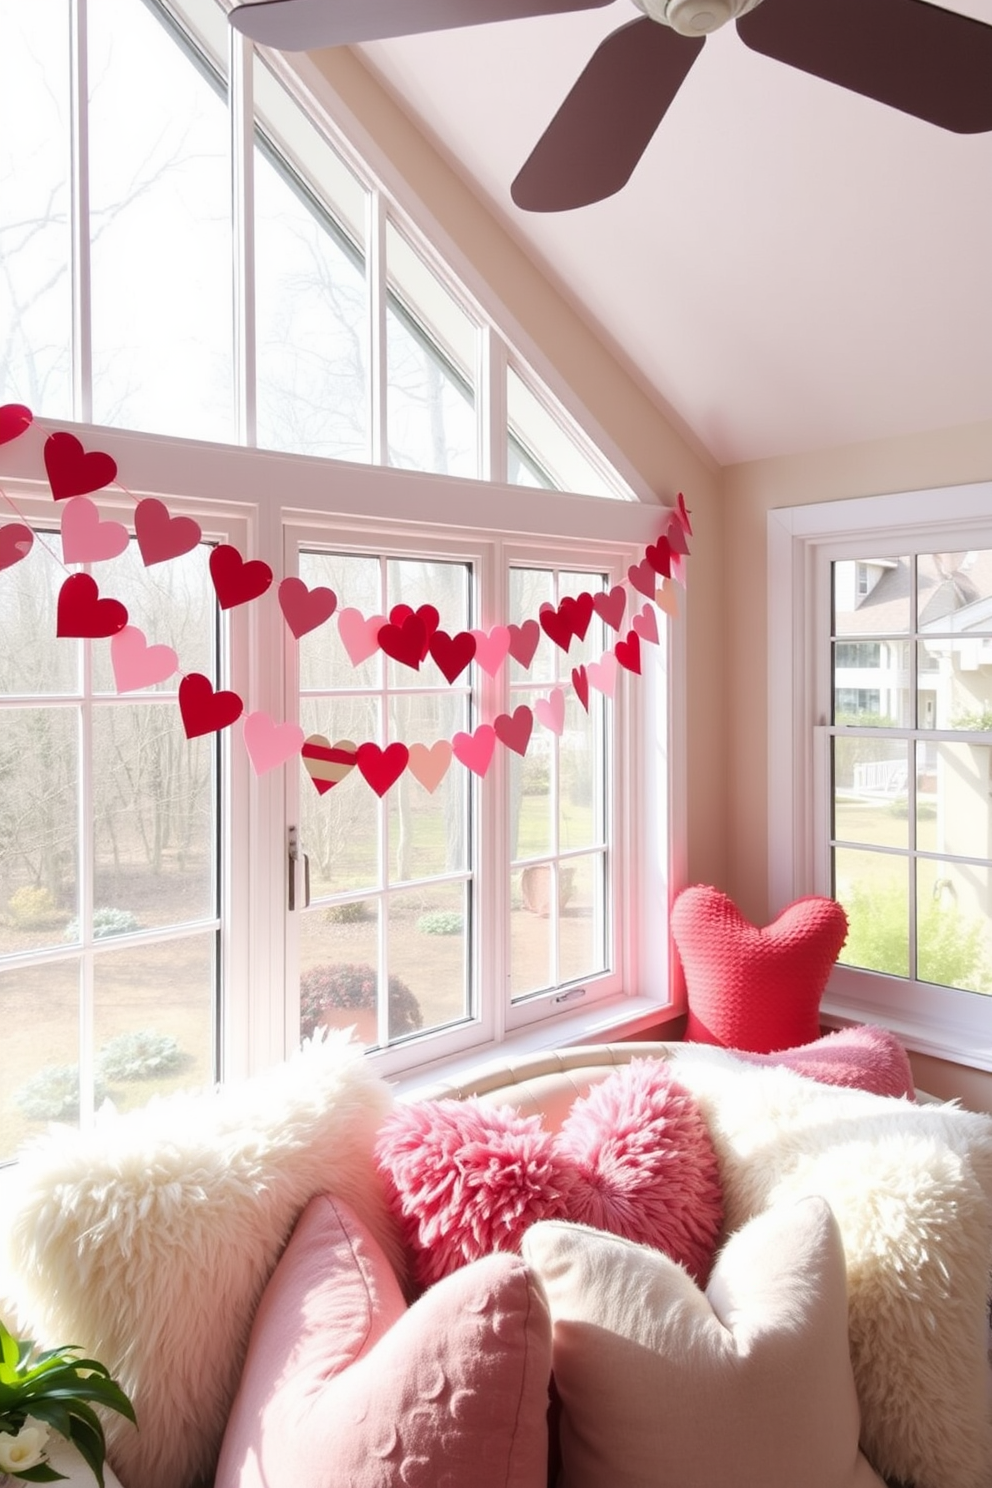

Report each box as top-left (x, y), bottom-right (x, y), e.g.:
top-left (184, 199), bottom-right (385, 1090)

top-left (288, 826), bottom-right (310, 912)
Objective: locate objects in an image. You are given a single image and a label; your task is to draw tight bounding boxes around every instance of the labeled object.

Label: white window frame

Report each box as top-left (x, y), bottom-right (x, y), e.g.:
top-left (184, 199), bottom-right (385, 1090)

top-left (768, 479), bottom-right (992, 1072)
top-left (1, 421), bottom-right (683, 1091)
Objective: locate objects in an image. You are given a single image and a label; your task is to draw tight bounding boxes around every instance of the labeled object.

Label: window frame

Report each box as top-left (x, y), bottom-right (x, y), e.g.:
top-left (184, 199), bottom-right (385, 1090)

top-left (768, 479), bottom-right (992, 1072)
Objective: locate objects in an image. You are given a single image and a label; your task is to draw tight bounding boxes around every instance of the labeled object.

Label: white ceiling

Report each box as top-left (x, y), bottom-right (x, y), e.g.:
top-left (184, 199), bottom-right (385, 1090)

top-left (356, 0), bottom-right (992, 467)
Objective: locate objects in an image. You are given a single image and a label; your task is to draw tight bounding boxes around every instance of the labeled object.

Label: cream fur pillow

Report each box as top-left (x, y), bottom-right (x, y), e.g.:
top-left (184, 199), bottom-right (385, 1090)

top-left (0, 1031), bottom-right (400, 1488)
top-left (669, 1045), bottom-right (992, 1488)
top-left (523, 1197), bottom-right (886, 1488)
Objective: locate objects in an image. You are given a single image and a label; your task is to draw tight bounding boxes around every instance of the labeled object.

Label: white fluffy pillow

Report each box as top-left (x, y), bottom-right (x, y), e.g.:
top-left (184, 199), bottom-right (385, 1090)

top-left (523, 1197), bottom-right (886, 1488)
top-left (0, 1031), bottom-right (400, 1488)
top-left (669, 1045), bottom-right (992, 1488)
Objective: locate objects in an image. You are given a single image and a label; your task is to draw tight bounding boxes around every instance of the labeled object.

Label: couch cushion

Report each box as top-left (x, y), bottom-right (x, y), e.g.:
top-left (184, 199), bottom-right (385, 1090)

top-left (215, 1192), bottom-right (552, 1488)
top-left (376, 1057), bottom-right (723, 1291)
top-left (734, 1023), bottom-right (916, 1099)
top-left (1, 1032), bottom-right (401, 1488)
top-left (522, 1197), bottom-right (887, 1488)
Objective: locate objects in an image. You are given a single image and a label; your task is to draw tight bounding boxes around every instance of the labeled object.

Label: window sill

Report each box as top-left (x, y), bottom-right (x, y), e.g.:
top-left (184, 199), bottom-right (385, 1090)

top-left (386, 995), bottom-right (683, 1099)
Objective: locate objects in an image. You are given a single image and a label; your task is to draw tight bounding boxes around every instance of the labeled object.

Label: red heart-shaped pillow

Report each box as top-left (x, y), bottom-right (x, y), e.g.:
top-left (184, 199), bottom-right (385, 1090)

top-left (671, 886), bottom-right (848, 1054)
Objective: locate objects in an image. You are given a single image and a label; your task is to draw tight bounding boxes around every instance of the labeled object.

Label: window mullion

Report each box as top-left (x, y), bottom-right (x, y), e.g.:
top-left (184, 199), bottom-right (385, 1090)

top-left (230, 27), bottom-right (256, 447)
top-left (69, 0), bottom-right (92, 423)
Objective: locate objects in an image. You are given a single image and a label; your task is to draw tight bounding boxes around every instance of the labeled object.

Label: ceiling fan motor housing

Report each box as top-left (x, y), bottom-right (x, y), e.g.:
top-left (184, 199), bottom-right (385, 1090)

top-left (636, 0), bottom-right (763, 37)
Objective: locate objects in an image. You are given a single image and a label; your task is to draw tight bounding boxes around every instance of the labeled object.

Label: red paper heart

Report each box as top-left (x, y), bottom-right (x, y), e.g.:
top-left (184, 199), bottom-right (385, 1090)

top-left (507, 620), bottom-right (541, 668)
top-left (44, 431), bottom-right (117, 501)
top-left (356, 741), bottom-right (409, 797)
top-left (209, 544), bottom-right (273, 610)
top-left (666, 513), bottom-right (690, 556)
top-left (614, 630), bottom-right (641, 675)
top-left (278, 577), bottom-right (338, 639)
top-left (539, 602), bottom-right (574, 653)
top-left (675, 491), bottom-right (693, 537)
top-left (560, 592), bottom-right (594, 641)
top-left (56, 573), bottom-right (128, 638)
top-left (627, 559), bottom-right (657, 598)
top-left (671, 886), bottom-right (849, 1054)
top-left (0, 523), bottom-right (33, 571)
top-left (592, 586), bottom-right (627, 632)
top-left (389, 603), bottom-right (438, 660)
top-left (571, 665), bottom-right (590, 712)
top-left (178, 673), bottom-right (244, 739)
top-left (378, 614), bottom-right (427, 671)
top-left (0, 403), bottom-right (33, 445)
top-left (493, 705), bottom-right (533, 756)
top-left (135, 498), bottom-right (202, 566)
top-left (429, 628), bottom-right (476, 684)
top-left (645, 536), bottom-right (672, 578)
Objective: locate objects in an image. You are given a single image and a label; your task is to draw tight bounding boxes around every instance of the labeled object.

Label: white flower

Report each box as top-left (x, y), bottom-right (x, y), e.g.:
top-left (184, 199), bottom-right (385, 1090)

top-left (0, 1418), bottom-right (51, 1474)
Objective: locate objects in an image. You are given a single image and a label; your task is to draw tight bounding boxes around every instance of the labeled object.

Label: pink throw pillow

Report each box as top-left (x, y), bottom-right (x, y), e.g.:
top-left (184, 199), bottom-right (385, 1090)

top-left (376, 1058), bottom-right (723, 1291)
top-left (215, 1192), bottom-right (552, 1488)
top-left (736, 1024), bottom-right (916, 1100)
top-left (671, 884), bottom-right (849, 1053)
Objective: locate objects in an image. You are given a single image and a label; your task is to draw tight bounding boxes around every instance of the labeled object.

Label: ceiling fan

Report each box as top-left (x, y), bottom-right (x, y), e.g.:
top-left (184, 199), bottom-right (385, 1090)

top-left (228, 0), bottom-right (992, 211)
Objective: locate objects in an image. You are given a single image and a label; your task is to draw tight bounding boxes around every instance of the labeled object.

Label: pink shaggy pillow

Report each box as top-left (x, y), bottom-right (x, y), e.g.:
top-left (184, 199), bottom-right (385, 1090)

top-left (376, 1059), bottom-right (723, 1292)
top-left (736, 1024), bottom-right (916, 1100)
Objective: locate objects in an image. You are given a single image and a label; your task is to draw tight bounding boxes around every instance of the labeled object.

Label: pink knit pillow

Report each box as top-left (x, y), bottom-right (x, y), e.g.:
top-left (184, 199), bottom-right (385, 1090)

top-left (671, 885), bottom-right (849, 1053)
top-left (376, 1058), bottom-right (723, 1291)
top-left (737, 1024), bottom-right (916, 1100)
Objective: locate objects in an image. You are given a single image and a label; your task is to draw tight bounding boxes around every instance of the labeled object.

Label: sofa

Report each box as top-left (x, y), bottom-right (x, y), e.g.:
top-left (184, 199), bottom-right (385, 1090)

top-left (2, 1030), bottom-right (991, 1488)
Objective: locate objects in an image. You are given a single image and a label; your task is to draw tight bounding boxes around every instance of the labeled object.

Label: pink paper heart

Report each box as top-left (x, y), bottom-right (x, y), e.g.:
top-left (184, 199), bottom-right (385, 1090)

top-left (632, 603), bottom-right (659, 646)
top-left (0, 523), bottom-right (33, 571)
top-left (535, 687), bottom-right (566, 736)
top-left (60, 496), bottom-right (130, 563)
top-left (407, 740), bottom-right (453, 794)
top-left (627, 559), bottom-right (657, 599)
top-left (470, 626), bottom-right (511, 677)
top-left (507, 619), bottom-right (541, 669)
top-left (338, 608), bottom-right (384, 667)
top-left (587, 652), bottom-right (618, 698)
top-left (592, 585), bottom-right (627, 632)
top-left (110, 626), bottom-right (178, 693)
top-left (452, 724), bottom-right (497, 777)
top-left (278, 577), bottom-right (338, 640)
top-left (655, 582), bottom-right (680, 618)
top-left (666, 513), bottom-right (690, 555)
top-left (134, 498), bottom-right (202, 566)
top-left (674, 490), bottom-right (693, 537)
top-left (243, 711), bottom-right (305, 776)
top-left (493, 705), bottom-right (533, 756)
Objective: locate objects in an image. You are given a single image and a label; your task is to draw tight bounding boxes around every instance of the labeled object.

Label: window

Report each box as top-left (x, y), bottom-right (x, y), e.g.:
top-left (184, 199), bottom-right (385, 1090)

top-left (768, 481), bottom-right (992, 1069)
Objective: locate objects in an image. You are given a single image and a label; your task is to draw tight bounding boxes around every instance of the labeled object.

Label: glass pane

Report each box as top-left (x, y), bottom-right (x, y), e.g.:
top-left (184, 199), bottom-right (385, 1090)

top-left (917, 861), bottom-right (992, 994)
top-left (921, 636), bottom-right (992, 731)
top-left (509, 568), bottom-right (554, 685)
top-left (387, 694), bottom-right (468, 881)
top-left (507, 367), bottom-right (625, 499)
top-left (559, 852), bottom-right (606, 985)
top-left (299, 696), bottom-right (379, 897)
top-left (386, 221), bottom-right (476, 478)
top-left (0, 707), bottom-right (79, 954)
top-left (254, 126), bottom-right (369, 461)
top-left (832, 557), bottom-right (909, 636)
top-left (834, 847), bottom-right (909, 977)
top-left (832, 737), bottom-right (909, 849)
top-left (299, 551), bottom-right (382, 693)
top-left (560, 692), bottom-right (602, 851)
top-left (918, 549), bottom-right (992, 629)
top-left (299, 898), bottom-right (380, 1047)
top-left (389, 882), bottom-right (468, 1037)
top-left (93, 932), bottom-right (216, 1110)
top-left (0, 527), bottom-right (80, 695)
top-left (91, 704), bottom-right (216, 929)
top-left (0, 0), bottom-right (72, 417)
top-left (91, 538), bottom-right (215, 693)
top-left (924, 742), bottom-right (992, 860)
top-left (510, 688), bottom-right (552, 861)
top-left (2, 959), bottom-right (80, 1160)
top-left (511, 865), bottom-right (552, 998)
top-left (88, 0), bottom-right (234, 440)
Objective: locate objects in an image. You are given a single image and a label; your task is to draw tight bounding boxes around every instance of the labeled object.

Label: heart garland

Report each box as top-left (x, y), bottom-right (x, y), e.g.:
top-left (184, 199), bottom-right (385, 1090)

top-left (0, 407), bottom-right (692, 794)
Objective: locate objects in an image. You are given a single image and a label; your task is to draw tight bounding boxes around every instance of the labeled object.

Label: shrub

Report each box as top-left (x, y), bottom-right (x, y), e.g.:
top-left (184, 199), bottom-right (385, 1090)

top-left (97, 1029), bottom-right (183, 1082)
top-left (840, 881), bottom-right (992, 992)
top-left (65, 906), bottom-right (140, 942)
top-left (299, 962), bottom-right (423, 1041)
top-left (14, 1064), bottom-right (107, 1122)
top-left (324, 900), bottom-right (370, 925)
top-left (416, 910), bottom-right (464, 936)
top-left (6, 885), bottom-right (63, 930)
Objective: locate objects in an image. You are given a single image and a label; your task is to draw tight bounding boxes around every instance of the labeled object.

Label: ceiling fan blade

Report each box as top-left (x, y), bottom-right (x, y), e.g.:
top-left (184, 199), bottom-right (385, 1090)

top-left (511, 17), bottom-right (704, 212)
top-left (737, 0), bottom-right (992, 134)
top-left (228, 0), bottom-right (613, 51)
